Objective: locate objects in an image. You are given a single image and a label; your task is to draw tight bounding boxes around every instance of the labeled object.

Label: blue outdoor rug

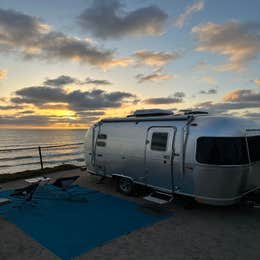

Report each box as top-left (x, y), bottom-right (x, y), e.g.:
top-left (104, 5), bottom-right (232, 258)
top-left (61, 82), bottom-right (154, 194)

top-left (0, 185), bottom-right (172, 259)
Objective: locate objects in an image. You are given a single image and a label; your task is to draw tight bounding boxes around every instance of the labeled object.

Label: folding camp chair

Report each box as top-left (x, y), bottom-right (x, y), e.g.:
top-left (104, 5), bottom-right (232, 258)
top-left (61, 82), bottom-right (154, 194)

top-left (52, 175), bottom-right (80, 191)
top-left (51, 175), bottom-right (88, 202)
top-left (11, 182), bottom-right (40, 206)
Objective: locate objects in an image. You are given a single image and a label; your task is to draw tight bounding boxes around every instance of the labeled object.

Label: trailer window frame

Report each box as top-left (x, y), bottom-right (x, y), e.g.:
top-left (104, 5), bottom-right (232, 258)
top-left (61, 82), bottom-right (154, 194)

top-left (195, 136), bottom-right (249, 166)
top-left (150, 132), bottom-right (169, 152)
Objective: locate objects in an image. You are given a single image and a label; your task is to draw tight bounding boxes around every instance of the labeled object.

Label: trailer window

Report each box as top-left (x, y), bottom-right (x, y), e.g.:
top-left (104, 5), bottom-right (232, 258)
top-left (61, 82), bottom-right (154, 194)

top-left (151, 132), bottom-right (168, 151)
top-left (196, 137), bottom-right (249, 165)
top-left (96, 141), bottom-right (106, 147)
top-left (98, 134), bottom-right (107, 139)
top-left (247, 136), bottom-right (260, 162)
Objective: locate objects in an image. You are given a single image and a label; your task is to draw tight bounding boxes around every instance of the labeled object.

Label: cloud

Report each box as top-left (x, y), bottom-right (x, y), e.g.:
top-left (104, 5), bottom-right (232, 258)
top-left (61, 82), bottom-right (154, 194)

top-left (84, 77), bottom-right (112, 85)
top-left (32, 31), bottom-right (132, 69)
top-left (134, 50), bottom-right (181, 67)
top-left (223, 89), bottom-right (260, 102)
top-left (201, 76), bottom-right (217, 85)
top-left (18, 110), bottom-right (35, 115)
top-left (0, 69), bottom-right (7, 80)
top-left (52, 116), bottom-right (100, 126)
top-left (193, 61), bottom-right (244, 72)
top-left (78, 0), bottom-right (168, 39)
top-left (0, 105), bottom-right (24, 110)
top-left (43, 75), bottom-right (79, 86)
top-left (195, 89), bottom-right (260, 114)
top-left (0, 8), bottom-right (131, 69)
top-left (76, 111), bottom-right (105, 116)
top-left (192, 21), bottom-right (260, 70)
top-left (174, 0), bottom-right (204, 28)
top-left (253, 79), bottom-right (260, 86)
top-left (12, 86), bottom-right (67, 105)
top-left (11, 86), bottom-right (137, 111)
top-left (174, 91), bottom-right (186, 98)
top-left (199, 88), bottom-right (217, 95)
top-left (243, 112), bottom-right (260, 122)
top-left (144, 97), bottom-right (182, 104)
top-left (213, 63), bottom-right (241, 72)
top-left (0, 114), bottom-right (100, 126)
top-left (196, 100), bottom-right (260, 114)
top-left (0, 115), bottom-right (50, 126)
top-left (0, 97), bottom-right (8, 103)
top-left (67, 90), bottom-right (109, 111)
top-left (0, 8), bottom-right (50, 48)
top-left (144, 92), bottom-right (185, 104)
top-left (37, 103), bottom-right (69, 110)
top-left (43, 75), bottom-right (112, 87)
top-left (136, 71), bottom-right (174, 83)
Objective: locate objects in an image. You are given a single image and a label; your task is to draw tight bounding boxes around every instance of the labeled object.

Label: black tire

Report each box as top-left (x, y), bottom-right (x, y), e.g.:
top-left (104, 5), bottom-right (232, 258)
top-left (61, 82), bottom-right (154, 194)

top-left (117, 177), bottom-right (134, 195)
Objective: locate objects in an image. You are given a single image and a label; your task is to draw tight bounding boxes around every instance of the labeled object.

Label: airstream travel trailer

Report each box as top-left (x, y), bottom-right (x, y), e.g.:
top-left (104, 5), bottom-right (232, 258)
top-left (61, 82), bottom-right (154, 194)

top-left (84, 109), bottom-right (260, 206)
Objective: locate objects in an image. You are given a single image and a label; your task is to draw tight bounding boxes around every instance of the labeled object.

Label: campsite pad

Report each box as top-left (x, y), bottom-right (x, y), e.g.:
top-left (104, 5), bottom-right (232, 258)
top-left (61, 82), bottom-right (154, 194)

top-left (0, 185), bottom-right (172, 259)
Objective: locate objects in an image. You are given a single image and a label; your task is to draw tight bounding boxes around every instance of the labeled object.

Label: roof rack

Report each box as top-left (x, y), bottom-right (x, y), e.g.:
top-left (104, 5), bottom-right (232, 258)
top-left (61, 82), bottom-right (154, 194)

top-left (179, 110), bottom-right (208, 115)
top-left (100, 109), bottom-right (208, 124)
top-left (101, 116), bottom-right (189, 123)
top-left (127, 109), bottom-right (173, 117)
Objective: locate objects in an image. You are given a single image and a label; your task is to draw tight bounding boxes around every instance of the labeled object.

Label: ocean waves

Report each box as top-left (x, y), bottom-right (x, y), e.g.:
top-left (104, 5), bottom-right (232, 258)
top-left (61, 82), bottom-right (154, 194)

top-left (0, 129), bottom-right (86, 174)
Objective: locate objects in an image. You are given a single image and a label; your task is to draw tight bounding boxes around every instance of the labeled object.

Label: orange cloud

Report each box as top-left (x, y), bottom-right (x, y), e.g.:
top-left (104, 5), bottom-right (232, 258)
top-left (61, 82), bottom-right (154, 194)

top-left (0, 69), bottom-right (7, 80)
top-left (213, 63), bottom-right (241, 72)
top-left (102, 57), bottom-right (133, 69)
top-left (134, 50), bottom-right (181, 67)
top-left (254, 79), bottom-right (260, 86)
top-left (192, 21), bottom-right (260, 71)
top-left (136, 71), bottom-right (174, 83)
top-left (223, 89), bottom-right (260, 102)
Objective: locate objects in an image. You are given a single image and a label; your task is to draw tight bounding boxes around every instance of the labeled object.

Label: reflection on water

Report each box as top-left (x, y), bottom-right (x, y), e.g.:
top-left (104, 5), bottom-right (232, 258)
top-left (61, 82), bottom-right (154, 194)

top-left (0, 129), bottom-right (86, 174)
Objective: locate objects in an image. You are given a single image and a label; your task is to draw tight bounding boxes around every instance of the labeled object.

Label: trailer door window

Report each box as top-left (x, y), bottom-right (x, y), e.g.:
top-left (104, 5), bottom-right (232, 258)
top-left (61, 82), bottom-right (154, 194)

top-left (151, 132), bottom-right (168, 151)
top-left (196, 137), bottom-right (249, 165)
top-left (247, 136), bottom-right (260, 162)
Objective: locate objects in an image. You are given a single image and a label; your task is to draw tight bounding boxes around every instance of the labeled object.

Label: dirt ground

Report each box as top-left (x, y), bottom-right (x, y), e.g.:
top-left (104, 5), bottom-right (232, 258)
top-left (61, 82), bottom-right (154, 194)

top-left (0, 169), bottom-right (260, 260)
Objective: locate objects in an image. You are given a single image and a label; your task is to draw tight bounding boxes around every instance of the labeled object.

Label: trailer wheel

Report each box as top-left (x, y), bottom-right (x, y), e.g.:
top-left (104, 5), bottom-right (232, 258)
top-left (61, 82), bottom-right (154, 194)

top-left (117, 177), bottom-right (134, 195)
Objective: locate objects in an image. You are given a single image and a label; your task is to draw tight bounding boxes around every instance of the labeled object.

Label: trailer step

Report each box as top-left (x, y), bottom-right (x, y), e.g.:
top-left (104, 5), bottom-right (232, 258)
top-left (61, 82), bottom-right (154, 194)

top-left (143, 191), bottom-right (173, 205)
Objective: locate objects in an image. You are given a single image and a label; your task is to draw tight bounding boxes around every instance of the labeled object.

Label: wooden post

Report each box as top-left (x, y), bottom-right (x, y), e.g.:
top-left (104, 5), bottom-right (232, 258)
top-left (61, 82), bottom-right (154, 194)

top-left (38, 146), bottom-right (44, 170)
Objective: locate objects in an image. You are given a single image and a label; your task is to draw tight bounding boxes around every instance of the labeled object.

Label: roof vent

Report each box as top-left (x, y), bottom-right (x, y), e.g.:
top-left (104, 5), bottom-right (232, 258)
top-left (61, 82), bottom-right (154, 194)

top-left (128, 109), bottom-right (174, 117)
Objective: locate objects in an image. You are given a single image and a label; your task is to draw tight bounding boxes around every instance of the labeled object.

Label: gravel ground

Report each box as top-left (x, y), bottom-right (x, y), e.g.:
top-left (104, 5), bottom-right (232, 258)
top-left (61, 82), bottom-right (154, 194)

top-left (0, 169), bottom-right (260, 260)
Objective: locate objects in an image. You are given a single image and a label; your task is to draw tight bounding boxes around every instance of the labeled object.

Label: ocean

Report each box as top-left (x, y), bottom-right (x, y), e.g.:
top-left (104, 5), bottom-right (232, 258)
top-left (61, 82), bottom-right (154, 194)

top-left (0, 129), bottom-right (86, 174)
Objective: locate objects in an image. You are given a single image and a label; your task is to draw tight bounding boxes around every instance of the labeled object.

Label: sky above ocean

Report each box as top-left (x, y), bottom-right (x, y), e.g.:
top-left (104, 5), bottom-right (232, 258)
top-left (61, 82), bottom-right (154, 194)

top-left (0, 0), bottom-right (259, 128)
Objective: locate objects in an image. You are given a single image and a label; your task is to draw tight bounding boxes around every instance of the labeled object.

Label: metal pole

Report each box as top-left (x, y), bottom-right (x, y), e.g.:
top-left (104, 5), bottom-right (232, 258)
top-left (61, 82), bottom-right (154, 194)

top-left (38, 146), bottom-right (44, 170)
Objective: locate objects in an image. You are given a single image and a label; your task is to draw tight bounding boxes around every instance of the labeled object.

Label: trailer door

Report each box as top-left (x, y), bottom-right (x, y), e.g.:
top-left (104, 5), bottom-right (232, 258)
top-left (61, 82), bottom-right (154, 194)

top-left (145, 127), bottom-right (176, 192)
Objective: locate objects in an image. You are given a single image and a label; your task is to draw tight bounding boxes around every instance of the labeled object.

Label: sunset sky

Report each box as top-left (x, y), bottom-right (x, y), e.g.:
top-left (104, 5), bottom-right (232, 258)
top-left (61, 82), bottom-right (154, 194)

top-left (0, 0), bottom-right (259, 128)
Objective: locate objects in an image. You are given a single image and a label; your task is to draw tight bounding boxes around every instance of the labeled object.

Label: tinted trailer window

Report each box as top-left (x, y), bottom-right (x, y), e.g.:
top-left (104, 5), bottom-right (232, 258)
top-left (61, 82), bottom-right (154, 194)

top-left (196, 137), bottom-right (249, 165)
top-left (247, 136), bottom-right (260, 162)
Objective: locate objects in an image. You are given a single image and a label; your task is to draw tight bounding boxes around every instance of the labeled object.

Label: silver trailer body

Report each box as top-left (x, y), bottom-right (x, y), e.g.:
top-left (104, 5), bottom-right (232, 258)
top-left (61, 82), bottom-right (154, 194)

top-left (84, 111), bottom-right (260, 205)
